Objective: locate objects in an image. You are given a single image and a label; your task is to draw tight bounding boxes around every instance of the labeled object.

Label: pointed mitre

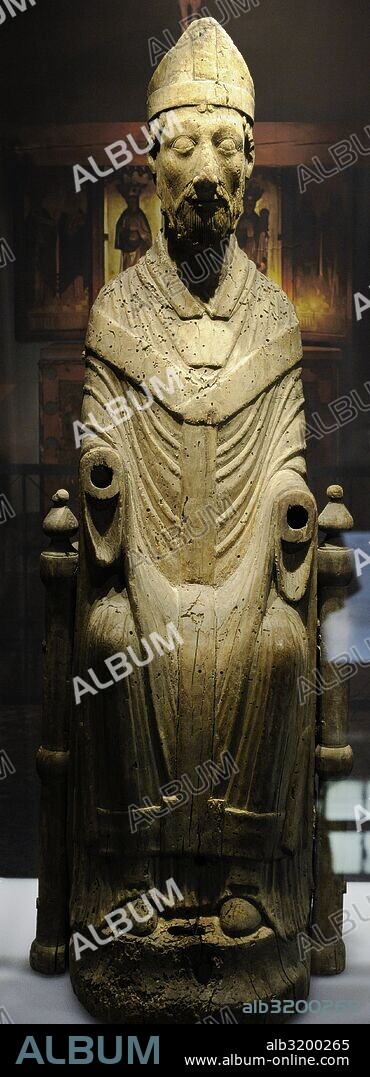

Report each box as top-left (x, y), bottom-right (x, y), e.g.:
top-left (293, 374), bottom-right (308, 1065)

top-left (147, 17), bottom-right (255, 124)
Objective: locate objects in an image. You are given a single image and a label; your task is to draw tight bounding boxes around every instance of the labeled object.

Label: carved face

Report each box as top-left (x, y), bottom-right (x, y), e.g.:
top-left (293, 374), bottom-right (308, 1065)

top-left (150, 105), bottom-right (254, 247)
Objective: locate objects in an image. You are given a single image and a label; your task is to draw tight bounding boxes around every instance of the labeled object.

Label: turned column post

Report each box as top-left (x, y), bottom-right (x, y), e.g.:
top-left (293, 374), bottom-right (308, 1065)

top-left (30, 490), bottom-right (78, 974)
top-left (312, 484), bottom-right (353, 974)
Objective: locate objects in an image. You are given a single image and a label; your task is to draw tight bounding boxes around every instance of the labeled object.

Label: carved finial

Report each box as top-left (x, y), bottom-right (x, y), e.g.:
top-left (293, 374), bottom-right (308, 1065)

top-left (52, 489), bottom-right (69, 504)
top-left (327, 484), bottom-right (344, 500)
top-left (43, 489), bottom-right (78, 551)
top-left (318, 484), bottom-right (354, 537)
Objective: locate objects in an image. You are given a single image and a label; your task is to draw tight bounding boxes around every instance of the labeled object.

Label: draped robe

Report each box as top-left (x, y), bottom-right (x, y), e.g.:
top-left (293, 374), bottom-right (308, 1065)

top-left (70, 233), bottom-right (317, 951)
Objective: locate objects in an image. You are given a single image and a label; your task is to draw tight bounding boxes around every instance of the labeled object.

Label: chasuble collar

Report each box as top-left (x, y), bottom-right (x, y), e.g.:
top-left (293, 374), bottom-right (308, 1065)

top-left (138, 232), bottom-right (257, 321)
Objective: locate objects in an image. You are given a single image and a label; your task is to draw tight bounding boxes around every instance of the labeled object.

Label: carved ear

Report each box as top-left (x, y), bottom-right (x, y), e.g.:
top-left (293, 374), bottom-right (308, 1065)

top-left (245, 149), bottom-right (255, 182)
top-left (147, 150), bottom-right (157, 181)
top-left (244, 141), bottom-right (255, 183)
top-left (274, 488), bottom-right (317, 604)
top-left (80, 446), bottom-right (124, 573)
top-left (244, 121), bottom-right (255, 180)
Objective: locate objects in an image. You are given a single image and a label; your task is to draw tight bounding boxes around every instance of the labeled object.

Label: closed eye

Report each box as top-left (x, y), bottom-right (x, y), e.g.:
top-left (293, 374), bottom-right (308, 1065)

top-left (170, 136), bottom-right (196, 155)
top-left (217, 137), bottom-right (242, 154)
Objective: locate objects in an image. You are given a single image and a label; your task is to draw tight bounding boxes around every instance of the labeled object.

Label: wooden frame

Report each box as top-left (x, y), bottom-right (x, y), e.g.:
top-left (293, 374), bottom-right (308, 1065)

top-left (14, 122), bottom-right (370, 168)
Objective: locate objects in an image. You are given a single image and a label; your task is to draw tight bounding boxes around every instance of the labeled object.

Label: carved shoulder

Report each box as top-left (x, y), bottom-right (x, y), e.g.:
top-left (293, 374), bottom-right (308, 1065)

top-left (247, 266), bottom-right (300, 335)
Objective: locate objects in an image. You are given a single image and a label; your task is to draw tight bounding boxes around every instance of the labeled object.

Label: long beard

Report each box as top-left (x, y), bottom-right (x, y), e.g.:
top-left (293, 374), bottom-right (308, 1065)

top-left (161, 186), bottom-right (244, 248)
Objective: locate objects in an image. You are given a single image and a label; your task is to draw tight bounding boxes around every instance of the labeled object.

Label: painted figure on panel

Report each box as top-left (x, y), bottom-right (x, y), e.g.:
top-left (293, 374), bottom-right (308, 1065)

top-left (114, 168), bottom-right (152, 271)
top-left (236, 182), bottom-right (269, 272)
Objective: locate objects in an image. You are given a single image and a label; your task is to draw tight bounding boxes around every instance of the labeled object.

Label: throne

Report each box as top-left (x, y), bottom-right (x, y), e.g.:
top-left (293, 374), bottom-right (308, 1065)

top-left (29, 480), bottom-right (353, 1022)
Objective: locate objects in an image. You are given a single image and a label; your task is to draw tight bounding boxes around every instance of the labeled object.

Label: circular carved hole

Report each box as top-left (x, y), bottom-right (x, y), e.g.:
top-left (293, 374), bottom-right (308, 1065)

top-left (287, 505), bottom-right (309, 530)
top-left (91, 464), bottom-right (113, 489)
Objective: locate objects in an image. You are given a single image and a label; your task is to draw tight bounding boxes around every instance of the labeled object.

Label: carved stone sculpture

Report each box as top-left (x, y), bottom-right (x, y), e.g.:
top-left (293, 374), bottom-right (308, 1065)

top-left (31, 19), bottom-right (353, 1023)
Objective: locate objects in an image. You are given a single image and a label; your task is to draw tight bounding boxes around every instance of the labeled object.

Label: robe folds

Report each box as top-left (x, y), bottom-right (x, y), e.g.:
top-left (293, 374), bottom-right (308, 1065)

top-left (70, 233), bottom-right (317, 943)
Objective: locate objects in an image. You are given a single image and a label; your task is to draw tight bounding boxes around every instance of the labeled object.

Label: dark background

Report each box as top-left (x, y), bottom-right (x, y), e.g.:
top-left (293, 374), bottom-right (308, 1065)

top-left (0, 0), bottom-right (370, 876)
top-left (1, 0), bottom-right (370, 125)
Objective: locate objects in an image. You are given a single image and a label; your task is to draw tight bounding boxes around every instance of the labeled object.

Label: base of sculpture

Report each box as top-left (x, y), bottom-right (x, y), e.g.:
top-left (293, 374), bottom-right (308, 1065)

top-left (69, 917), bottom-right (310, 1024)
top-left (30, 938), bottom-right (67, 976)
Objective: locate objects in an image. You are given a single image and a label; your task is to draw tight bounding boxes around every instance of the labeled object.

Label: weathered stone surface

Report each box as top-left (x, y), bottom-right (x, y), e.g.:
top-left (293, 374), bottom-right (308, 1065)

top-left (31, 19), bottom-right (352, 1023)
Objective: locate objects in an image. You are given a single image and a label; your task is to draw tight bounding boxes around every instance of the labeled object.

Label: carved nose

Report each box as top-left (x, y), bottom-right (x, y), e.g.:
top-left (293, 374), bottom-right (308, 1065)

top-left (193, 175), bottom-right (218, 202)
